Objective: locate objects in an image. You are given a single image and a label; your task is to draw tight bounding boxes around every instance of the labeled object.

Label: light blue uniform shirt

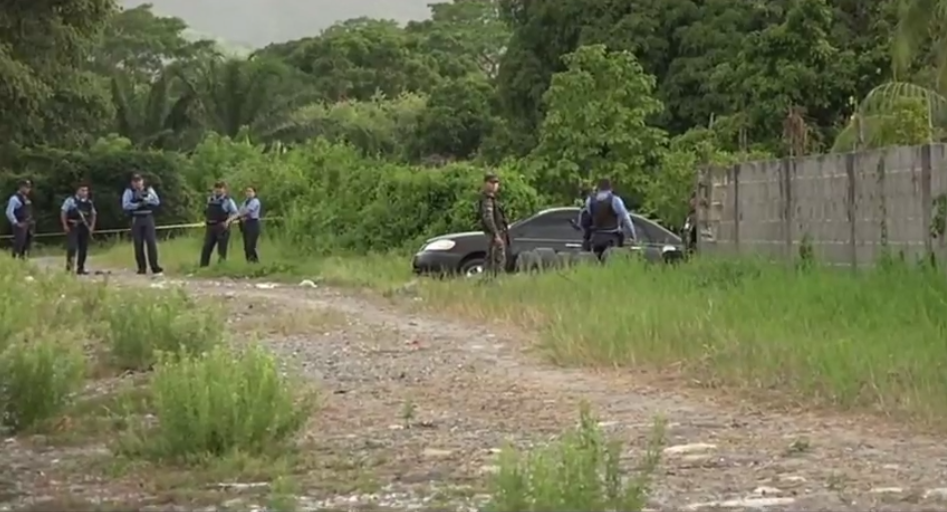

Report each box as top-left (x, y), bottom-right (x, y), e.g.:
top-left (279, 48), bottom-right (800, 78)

top-left (5, 195), bottom-right (22, 225)
top-left (121, 187), bottom-right (160, 215)
top-left (579, 191), bottom-right (637, 240)
top-left (240, 197), bottom-right (261, 220)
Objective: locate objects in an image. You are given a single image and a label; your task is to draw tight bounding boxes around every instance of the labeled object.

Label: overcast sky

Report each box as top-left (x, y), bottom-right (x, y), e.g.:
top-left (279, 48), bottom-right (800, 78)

top-left (121, 0), bottom-right (434, 48)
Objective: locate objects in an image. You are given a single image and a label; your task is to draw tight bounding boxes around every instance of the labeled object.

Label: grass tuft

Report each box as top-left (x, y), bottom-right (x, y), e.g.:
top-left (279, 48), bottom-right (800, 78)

top-left (486, 403), bottom-right (663, 511)
top-left (119, 344), bottom-right (315, 463)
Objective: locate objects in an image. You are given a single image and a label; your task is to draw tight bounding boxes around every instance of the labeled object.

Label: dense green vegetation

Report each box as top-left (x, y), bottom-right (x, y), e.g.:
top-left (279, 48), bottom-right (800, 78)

top-left (0, 0), bottom-right (941, 242)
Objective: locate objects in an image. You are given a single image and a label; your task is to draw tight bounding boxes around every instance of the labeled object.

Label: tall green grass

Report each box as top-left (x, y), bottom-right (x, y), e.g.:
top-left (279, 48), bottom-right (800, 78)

top-left (422, 257), bottom-right (947, 423)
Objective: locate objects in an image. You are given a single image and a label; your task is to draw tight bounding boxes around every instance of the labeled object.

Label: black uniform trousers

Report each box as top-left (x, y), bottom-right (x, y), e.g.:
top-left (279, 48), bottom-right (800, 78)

top-left (131, 215), bottom-right (162, 273)
top-left (240, 219), bottom-right (260, 263)
top-left (11, 224), bottom-right (32, 259)
top-left (590, 231), bottom-right (624, 260)
top-left (66, 223), bottom-right (91, 272)
top-left (200, 222), bottom-right (230, 267)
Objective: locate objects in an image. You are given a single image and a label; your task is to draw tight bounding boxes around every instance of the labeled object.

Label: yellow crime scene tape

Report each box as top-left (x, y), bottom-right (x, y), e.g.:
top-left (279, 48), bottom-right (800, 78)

top-left (0, 217), bottom-right (282, 240)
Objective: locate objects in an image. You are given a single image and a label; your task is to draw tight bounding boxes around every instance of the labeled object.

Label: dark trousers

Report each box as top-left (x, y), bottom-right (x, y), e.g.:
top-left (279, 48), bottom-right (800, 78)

top-left (200, 223), bottom-right (230, 267)
top-left (66, 224), bottom-right (90, 272)
top-left (590, 231), bottom-right (623, 260)
top-left (11, 225), bottom-right (31, 259)
top-left (240, 219), bottom-right (260, 263)
top-left (131, 215), bottom-right (162, 273)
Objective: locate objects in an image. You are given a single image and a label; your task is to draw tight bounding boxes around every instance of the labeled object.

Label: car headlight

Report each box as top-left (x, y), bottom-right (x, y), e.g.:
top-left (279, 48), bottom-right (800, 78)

top-left (423, 239), bottom-right (456, 251)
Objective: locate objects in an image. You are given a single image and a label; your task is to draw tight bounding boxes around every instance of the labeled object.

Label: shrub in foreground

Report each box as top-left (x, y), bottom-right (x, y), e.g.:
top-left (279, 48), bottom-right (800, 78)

top-left (423, 257), bottom-right (947, 423)
top-left (0, 259), bottom-right (91, 434)
top-left (121, 345), bottom-right (314, 462)
top-left (486, 404), bottom-right (663, 511)
top-left (0, 333), bottom-right (86, 434)
top-left (102, 288), bottom-right (222, 371)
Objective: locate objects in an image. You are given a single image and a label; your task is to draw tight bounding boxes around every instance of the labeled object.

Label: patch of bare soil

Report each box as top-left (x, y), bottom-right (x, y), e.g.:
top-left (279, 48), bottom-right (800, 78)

top-left (7, 261), bottom-right (947, 511)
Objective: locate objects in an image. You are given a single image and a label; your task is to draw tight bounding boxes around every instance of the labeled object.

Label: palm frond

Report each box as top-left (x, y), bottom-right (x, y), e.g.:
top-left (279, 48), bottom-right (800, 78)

top-left (857, 81), bottom-right (947, 120)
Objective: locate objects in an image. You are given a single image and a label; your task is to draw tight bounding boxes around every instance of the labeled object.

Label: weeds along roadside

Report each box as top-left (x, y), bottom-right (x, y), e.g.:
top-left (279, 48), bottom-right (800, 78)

top-left (0, 256), bottom-right (664, 511)
top-left (96, 234), bottom-right (947, 427)
top-left (419, 255), bottom-right (947, 426)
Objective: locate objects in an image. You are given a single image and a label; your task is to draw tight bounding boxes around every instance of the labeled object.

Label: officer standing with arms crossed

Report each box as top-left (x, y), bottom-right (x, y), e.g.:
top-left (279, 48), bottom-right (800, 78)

top-left (200, 181), bottom-right (239, 267)
top-left (237, 186), bottom-right (262, 263)
top-left (121, 173), bottom-right (163, 276)
top-left (60, 184), bottom-right (97, 274)
top-left (578, 178), bottom-right (637, 260)
top-left (5, 180), bottom-right (34, 259)
top-left (477, 172), bottom-right (509, 278)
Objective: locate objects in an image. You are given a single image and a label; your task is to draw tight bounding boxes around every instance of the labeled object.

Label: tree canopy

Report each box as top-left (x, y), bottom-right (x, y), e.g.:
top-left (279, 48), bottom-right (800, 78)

top-left (0, 0), bottom-right (941, 233)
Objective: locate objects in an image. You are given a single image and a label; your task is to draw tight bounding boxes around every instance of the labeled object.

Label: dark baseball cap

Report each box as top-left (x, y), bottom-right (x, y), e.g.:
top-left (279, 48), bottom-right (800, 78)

top-left (483, 172), bottom-right (500, 183)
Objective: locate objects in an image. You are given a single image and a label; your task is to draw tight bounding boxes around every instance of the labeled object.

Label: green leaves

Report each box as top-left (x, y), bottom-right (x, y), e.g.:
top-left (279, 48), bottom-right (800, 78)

top-left (530, 44), bottom-right (666, 203)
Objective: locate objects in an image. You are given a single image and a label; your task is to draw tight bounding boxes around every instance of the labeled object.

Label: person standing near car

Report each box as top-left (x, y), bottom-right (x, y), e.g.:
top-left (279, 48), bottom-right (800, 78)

top-left (578, 178), bottom-right (636, 260)
top-left (121, 173), bottom-right (163, 276)
top-left (478, 172), bottom-right (509, 278)
top-left (237, 186), bottom-right (262, 263)
top-left (61, 183), bottom-right (97, 274)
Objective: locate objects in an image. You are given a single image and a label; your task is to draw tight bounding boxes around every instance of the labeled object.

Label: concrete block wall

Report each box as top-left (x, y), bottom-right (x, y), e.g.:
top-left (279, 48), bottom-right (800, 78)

top-left (696, 144), bottom-right (947, 267)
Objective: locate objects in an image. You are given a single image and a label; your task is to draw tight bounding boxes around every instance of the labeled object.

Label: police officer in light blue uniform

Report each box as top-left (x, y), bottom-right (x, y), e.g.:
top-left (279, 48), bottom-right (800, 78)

top-left (200, 181), bottom-right (239, 267)
top-left (121, 173), bottom-right (163, 275)
top-left (578, 178), bottom-right (637, 260)
top-left (5, 180), bottom-right (34, 259)
top-left (237, 186), bottom-right (262, 263)
top-left (60, 184), bottom-right (97, 274)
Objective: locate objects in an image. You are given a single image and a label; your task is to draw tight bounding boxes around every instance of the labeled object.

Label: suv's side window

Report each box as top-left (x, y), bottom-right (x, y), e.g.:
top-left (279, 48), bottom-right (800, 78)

top-left (634, 217), bottom-right (676, 244)
top-left (627, 219), bottom-right (650, 243)
top-left (517, 211), bottom-right (580, 240)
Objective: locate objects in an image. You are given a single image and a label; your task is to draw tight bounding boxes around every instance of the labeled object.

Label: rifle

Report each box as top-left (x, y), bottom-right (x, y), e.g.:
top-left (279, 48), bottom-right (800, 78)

top-left (76, 210), bottom-right (95, 241)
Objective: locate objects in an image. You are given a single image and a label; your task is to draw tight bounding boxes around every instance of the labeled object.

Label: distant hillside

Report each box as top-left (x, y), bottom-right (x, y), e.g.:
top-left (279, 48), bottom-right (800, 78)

top-left (120, 0), bottom-right (433, 49)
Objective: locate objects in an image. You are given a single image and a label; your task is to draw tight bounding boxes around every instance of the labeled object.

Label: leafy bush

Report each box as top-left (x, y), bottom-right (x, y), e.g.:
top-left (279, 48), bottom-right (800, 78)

top-left (188, 135), bottom-right (544, 253)
top-left (0, 138), bottom-right (196, 236)
top-left (486, 404), bottom-right (663, 511)
top-left (0, 333), bottom-right (87, 434)
top-left (0, 260), bottom-right (88, 434)
top-left (122, 345), bottom-right (314, 462)
top-left (102, 288), bottom-right (222, 371)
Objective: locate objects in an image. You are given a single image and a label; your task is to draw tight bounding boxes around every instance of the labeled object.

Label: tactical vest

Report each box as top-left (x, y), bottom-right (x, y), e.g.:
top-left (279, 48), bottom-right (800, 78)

top-left (12, 193), bottom-right (32, 222)
top-left (590, 193), bottom-right (619, 232)
top-left (477, 193), bottom-right (508, 233)
top-left (205, 195), bottom-right (230, 224)
top-left (128, 189), bottom-right (156, 216)
top-left (67, 197), bottom-right (94, 222)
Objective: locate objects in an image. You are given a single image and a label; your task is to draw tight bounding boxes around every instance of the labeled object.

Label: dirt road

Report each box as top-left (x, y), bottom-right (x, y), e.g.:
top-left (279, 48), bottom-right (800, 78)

top-left (9, 261), bottom-right (947, 511)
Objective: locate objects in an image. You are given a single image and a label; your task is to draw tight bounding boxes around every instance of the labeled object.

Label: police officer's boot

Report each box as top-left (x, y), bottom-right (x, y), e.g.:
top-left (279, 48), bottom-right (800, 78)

top-left (66, 257), bottom-right (74, 273)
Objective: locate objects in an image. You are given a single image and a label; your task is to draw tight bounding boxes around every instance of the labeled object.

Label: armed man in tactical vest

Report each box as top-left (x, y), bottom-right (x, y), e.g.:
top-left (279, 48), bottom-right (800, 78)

top-left (60, 184), bottom-right (97, 274)
top-left (121, 173), bottom-right (164, 276)
top-left (579, 178), bottom-right (637, 260)
top-left (5, 180), bottom-right (34, 259)
top-left (477, 172), bottom-right (509, 278)
top-left (200, 181), bottom-right (239, 267)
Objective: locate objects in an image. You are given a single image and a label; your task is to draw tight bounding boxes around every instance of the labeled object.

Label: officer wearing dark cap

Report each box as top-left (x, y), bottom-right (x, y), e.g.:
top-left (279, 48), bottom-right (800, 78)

top-left (121, 173), bottom-right (163, 275)
top-left (477, 172), bottom-right (509, 278)
top-left (200, 181), bottom-right (239, 267)
top-left (5, 180), bottom-right (34, 259)
top-left (60, 183), bottom-right (97, 274)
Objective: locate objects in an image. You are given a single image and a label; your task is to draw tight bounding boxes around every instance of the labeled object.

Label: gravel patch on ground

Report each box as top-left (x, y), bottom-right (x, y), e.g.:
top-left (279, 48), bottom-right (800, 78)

top-left (6, 260), bottom-right (947, 511)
